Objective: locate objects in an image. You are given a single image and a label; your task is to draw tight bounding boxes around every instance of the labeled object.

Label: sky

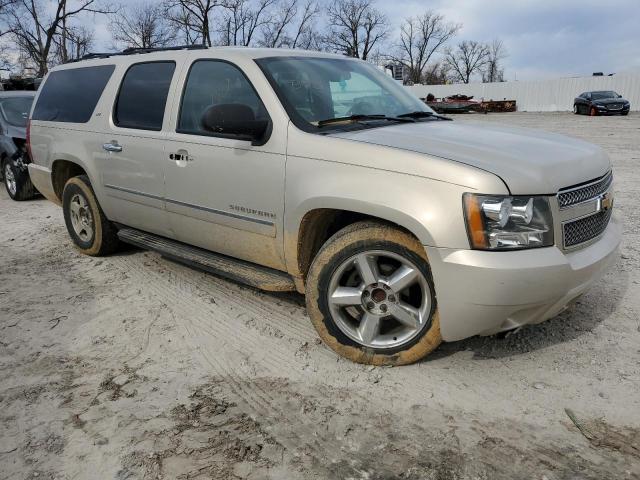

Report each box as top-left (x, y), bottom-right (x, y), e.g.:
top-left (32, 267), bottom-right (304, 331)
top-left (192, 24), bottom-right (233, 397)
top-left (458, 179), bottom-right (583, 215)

top-left (76, 0), bottom-right (640, 81)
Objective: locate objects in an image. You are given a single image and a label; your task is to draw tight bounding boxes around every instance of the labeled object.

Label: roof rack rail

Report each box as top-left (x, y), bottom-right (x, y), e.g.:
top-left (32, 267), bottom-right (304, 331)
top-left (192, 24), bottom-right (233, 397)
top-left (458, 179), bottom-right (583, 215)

top-left (121, 44), bottom-right (208, 55)
top-left (67, 44), bottom-right (208, 63)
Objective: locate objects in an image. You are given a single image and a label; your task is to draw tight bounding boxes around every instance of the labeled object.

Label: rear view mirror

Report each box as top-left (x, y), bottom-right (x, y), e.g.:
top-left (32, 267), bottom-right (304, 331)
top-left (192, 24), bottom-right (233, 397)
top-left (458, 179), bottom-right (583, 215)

top-left (200, 104), bottom-right (269, 145)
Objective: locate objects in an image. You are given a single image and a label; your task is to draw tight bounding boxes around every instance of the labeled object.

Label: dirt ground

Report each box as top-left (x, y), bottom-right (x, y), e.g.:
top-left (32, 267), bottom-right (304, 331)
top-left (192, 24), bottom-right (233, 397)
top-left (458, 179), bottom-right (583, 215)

top-left (1, 112), bottom-right (639, 480)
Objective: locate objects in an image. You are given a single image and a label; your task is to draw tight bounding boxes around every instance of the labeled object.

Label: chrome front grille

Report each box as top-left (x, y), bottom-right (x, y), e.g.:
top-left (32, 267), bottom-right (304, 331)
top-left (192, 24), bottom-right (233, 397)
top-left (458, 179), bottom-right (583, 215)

top-left (563, 208), bottom-right (612, 248)
top-left (557, 172), bottom-right (612, 209)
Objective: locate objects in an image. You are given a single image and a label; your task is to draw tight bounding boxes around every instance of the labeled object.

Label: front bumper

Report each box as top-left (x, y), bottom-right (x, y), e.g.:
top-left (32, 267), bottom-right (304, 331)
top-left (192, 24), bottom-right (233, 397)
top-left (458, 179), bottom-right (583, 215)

top-left (596, 104), bottom-right (630, 114)
top-left (426, 215), bottom-right (621, 341)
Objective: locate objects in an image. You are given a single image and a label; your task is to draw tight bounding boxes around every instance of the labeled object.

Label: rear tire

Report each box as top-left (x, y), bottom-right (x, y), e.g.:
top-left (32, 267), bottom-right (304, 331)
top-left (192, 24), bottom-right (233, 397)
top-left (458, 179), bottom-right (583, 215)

top-left (62, 175), bottom-right (119, 256)
top-left (305, 221), bottom-right (442, 366)
top-left (2, 157), bottom-right (36, 201)
top-left (573, 104), bottom-right (579, 115)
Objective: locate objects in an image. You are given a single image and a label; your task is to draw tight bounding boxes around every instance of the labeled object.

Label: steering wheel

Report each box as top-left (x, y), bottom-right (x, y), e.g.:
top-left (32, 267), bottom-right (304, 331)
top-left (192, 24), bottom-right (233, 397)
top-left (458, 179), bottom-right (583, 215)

top-left (347, 101), bottom-right (375, 116)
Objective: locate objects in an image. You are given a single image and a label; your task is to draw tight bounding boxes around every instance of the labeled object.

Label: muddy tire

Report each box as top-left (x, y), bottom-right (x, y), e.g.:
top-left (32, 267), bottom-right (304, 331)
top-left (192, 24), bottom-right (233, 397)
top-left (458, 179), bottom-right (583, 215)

top-left (305, 221), bottom-right (442, 366)
top-left (62, 175), bottom-right (119, 256)
top-left (2, 157), bottom-right (36, 201)
top-left (590, 106), bottom-right (598, 117)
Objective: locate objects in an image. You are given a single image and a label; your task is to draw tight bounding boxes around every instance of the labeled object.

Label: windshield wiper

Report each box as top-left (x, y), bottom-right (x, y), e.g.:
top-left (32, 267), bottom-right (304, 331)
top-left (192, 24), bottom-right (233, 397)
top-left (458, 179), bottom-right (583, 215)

top-left (397, 111), bottom-right (452, 121)
top-left (317, 114), bottom-right (415, 127)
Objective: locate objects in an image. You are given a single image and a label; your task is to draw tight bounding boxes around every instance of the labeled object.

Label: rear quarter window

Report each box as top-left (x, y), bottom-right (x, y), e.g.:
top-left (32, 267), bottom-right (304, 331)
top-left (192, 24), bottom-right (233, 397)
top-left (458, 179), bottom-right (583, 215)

top-left (32, 65), bottom-right (115, 123)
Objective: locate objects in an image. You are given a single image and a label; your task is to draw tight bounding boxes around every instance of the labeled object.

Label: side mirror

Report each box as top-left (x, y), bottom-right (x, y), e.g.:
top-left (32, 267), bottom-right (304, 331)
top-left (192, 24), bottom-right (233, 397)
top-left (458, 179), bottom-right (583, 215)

top-left (618, 94), bottom-right (623, 98)
top-left (201, 104), bottom-right (269, 145)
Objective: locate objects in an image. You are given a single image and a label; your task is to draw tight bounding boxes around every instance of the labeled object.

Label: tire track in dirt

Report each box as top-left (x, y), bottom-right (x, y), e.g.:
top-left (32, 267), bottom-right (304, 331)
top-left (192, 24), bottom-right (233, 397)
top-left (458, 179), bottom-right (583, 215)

top-left (106, 252), bottom-right (374, 466)
top-left (141, 252), bottom-right (315, 341)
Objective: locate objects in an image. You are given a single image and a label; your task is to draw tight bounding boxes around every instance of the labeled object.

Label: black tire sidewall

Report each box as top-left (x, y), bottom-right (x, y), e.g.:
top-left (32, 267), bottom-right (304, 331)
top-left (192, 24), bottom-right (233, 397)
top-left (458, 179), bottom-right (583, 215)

top-left (315, 238), bottom-right (437, 356)
top-left (62, 180), bottom-right (96, 250)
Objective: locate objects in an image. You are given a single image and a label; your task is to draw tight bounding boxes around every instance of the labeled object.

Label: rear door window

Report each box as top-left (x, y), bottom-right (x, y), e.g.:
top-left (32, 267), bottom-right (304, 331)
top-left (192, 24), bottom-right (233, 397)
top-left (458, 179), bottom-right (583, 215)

top-left (114, 62), bottom-right (176, 131)
top-left (32, 65), bottom-right (115, 123)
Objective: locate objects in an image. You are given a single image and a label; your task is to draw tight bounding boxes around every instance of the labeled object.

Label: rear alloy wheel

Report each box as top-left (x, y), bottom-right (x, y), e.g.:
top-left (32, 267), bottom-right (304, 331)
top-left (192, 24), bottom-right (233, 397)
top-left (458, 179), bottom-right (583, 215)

top-left (62, 175), bottom-right (119, 256)
top-left (573, 104), bottom-right (579, 114)
top-left (2, 157), bottom-right (36, 201)
top-left (305, 221), bottom-right (441, 366)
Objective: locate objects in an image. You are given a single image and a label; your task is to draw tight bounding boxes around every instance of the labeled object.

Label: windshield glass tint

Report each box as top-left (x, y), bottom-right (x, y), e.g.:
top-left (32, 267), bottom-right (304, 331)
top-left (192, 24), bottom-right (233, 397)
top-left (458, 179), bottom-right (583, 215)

top-left (0, 97), bottom-right (33, 127)
top-left (592, 91), bottom-right (619, 100)
top-left (257, 56), bottom-right (433, 129)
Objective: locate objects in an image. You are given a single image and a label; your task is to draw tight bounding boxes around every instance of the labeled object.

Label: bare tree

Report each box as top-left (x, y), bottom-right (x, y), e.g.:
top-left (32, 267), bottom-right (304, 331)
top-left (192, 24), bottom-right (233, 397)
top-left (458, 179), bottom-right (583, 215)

top-left (3, 0), bottom-right (113, 76)
top-left (217, 0), bottom-right (275, 46)
top-left (482, 38), bottom-right (507, 83)
top-left (53, 25), bottom-right (93, 62)
top-left (258, 0), bottom-right (319, 48)
top-left (422, 61), bottom-right (449, 85)
top-left (110, 2), bottom-right (176, 49)
top-left (394, 11), bottom-right (459, 84)
top-left (444, 40), bottom-right (490, 84)
top-left (324, 0), bottom-right (387, 60)
top-left (164, 0), bottom-right (219, 46)
top-left (259, 0), bottom-right (296, 47)
top-left (289, 0), bottom-right (319, 49)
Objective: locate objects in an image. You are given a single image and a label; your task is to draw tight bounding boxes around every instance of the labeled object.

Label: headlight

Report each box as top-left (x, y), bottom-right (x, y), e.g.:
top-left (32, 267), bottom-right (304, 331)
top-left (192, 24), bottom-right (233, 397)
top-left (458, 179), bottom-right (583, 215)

top-left (463, 193), bottom-right (554, 250)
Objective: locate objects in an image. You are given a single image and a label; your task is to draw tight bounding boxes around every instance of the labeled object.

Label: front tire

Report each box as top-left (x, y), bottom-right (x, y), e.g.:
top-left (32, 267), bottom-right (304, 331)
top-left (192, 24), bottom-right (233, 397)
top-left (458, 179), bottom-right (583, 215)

top-left (590, 106), bottom-right (598, 116)
top-left (2, 157), bottom-right (36, 201)
top-left (305, 221), bottom-right (442, 366)
top-left (62, 175), bottom-right (119, 256)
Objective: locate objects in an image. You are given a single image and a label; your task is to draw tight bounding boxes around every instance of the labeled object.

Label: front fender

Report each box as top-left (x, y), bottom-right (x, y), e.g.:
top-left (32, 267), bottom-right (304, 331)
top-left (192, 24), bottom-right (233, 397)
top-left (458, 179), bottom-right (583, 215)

top-left (283, 155), bottom-right (508, 278)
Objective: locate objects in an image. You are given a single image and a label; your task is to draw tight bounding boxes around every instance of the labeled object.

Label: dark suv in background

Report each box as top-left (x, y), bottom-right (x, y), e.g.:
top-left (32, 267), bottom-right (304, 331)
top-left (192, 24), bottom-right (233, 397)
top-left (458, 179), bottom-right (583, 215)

top-left (574, 91), bottom-right (631, 116)
top-left (0, 91), bottom-right (37, 200)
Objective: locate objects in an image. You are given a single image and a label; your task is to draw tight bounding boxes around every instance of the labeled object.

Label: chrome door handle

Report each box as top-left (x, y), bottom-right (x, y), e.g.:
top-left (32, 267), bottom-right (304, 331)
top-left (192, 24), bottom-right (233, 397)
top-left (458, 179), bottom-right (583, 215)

top-left (103, 141), bottom-right (122, 153)
top-left (170, 152), bottom-right (194, 162)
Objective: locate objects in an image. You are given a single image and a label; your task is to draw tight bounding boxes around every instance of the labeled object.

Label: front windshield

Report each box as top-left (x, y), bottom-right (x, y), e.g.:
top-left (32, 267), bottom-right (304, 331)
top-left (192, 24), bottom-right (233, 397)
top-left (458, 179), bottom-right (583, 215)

top-left (592, 91), bottom-right (619, 100)
top-left (256, 56), bottom-right (434, 130)
top-left (0, 97), bottom-right (33, 128)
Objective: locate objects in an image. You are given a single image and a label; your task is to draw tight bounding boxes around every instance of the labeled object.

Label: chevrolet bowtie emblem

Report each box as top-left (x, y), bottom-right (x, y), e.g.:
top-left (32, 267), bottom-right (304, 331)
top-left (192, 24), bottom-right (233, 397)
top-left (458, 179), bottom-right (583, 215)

top-left (597, 193), bottom-right (614, 212)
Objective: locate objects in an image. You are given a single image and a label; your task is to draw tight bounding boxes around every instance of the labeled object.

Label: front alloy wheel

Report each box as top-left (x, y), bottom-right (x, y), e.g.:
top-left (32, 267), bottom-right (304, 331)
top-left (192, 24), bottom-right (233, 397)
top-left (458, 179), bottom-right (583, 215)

top-left (305, 221), bottom-right (442, 366)
top-left (327, 250), bottom-right (432, 349)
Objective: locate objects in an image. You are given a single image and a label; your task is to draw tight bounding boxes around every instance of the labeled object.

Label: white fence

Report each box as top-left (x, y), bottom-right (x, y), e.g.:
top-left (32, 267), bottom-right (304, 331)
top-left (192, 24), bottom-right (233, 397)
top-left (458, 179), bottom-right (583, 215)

top-left (407, 73), bottom-right (640, 112)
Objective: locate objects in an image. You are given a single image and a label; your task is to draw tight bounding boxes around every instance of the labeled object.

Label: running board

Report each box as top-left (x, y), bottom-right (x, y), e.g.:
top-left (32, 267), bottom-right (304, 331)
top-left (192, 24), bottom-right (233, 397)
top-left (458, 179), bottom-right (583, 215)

top-left (117, 228), bottom-right (296, 292)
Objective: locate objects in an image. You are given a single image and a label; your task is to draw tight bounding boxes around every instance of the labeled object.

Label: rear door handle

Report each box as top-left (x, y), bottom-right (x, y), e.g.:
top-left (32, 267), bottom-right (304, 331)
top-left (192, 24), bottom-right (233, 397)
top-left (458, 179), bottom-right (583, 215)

top-left (170, 152), bottom-right (194, 162)
top-left (103, 141), bottom-right (122, 153)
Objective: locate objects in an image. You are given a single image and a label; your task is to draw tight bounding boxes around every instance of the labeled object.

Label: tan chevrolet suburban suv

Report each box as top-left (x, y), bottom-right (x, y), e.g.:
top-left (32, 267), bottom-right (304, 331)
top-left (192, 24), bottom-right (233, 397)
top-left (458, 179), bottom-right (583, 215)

top-left (27, 46), bottom-right (621, 365)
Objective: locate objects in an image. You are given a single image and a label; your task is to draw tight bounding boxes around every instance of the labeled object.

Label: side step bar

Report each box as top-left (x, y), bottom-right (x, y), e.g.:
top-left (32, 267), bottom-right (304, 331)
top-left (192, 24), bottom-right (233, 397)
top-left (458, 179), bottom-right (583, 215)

top-left (117, 228), bottom-right (296, 292)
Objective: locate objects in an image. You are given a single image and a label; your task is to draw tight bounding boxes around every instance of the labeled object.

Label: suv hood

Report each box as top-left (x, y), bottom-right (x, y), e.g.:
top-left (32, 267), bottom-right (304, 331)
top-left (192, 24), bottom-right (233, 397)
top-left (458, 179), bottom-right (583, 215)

top-left (331, 120), bottom-right (611, 194)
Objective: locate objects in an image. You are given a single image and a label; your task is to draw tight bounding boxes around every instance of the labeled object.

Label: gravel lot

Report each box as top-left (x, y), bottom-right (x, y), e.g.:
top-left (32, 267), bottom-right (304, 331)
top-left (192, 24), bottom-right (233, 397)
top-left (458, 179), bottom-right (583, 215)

top-left (1, 112), bottom-right (639, 480)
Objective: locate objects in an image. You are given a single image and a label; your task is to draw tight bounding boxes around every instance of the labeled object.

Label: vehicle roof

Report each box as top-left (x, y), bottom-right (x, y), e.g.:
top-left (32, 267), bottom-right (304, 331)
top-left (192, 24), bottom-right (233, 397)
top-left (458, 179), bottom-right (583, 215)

top-left (0, 90), bottom-right (36, 98)
top-left (51, 47), bottom-right (348, 72)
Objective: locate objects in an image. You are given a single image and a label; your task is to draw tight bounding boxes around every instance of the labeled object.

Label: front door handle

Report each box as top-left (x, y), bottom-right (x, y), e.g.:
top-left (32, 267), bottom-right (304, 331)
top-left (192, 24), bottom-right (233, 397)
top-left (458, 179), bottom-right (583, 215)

top-left (103, 141), bottom-right (122, 153)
